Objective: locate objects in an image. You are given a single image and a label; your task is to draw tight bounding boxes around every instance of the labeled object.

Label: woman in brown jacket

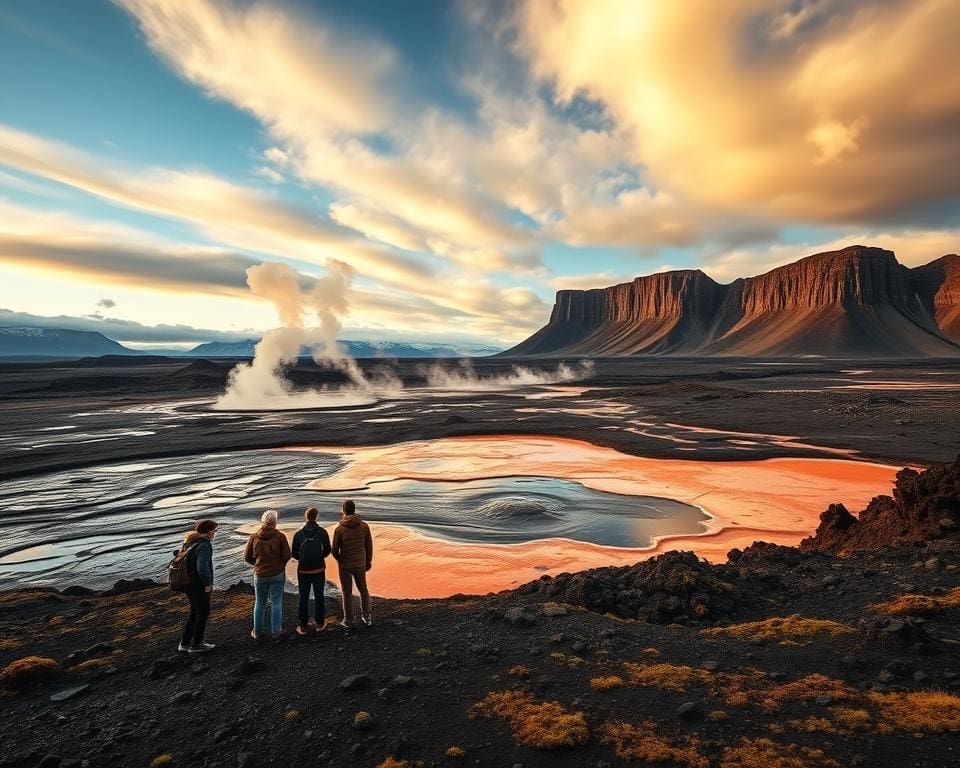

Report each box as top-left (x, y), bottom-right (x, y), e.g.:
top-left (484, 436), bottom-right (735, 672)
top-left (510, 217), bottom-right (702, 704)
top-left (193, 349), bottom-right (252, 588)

top-left (243, 509), bottom-right (291, 639)
top-left (331, 499), bottom-right (373, 627)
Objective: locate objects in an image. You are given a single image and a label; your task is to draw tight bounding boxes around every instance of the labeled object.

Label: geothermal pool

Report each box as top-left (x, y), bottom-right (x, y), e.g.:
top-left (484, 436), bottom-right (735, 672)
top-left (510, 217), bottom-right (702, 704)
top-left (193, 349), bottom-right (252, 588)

top-left (0, 436), bottom-right (899, 597)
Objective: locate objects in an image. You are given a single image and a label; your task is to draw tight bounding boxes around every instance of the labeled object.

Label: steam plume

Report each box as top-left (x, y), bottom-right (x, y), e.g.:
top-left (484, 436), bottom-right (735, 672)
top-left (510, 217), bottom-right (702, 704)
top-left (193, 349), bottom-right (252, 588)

top-left (214, 260), bottom-right (375, 410)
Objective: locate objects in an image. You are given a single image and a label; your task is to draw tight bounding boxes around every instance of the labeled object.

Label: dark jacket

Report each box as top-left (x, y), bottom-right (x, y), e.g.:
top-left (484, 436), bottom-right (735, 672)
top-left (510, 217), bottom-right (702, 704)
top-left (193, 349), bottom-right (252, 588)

top-left (292, 522), bottom-right (331, 573)
top-left (182, 532), bottom-right (214, 588)
top-left (243, 525), bottom-right (291, 578)
top-left (332, 514), bottom-right (373, 571)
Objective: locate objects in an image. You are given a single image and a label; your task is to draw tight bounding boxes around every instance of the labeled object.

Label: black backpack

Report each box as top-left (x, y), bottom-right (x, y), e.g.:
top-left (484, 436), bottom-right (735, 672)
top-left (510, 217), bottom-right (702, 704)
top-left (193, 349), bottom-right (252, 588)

top-left (298, 528), bottom-right (325, 570)
top-left (168, 542), bottom-right (200, 592)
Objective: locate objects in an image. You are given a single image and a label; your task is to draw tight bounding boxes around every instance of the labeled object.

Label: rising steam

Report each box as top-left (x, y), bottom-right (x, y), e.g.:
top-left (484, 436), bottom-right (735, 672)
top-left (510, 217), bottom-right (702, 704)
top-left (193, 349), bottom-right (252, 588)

top-left (214, 261), bottom-right (593, 411)
top-left (421, 359), bottom-right (594, 390)
top-left (214, 260), bottom-right (380, 411)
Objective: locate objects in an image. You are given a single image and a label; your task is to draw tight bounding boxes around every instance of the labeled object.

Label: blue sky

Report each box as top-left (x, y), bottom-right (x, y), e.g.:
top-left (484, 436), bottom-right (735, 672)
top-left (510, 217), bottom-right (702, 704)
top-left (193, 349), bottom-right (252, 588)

top-left (0, 0), bottom-right (958, 347)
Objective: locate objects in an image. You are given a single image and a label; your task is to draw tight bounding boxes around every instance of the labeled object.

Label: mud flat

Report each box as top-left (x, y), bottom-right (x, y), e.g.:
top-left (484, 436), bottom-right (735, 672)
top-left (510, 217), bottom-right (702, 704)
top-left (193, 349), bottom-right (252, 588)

top-left (295, 436), bottom-right (899, 596)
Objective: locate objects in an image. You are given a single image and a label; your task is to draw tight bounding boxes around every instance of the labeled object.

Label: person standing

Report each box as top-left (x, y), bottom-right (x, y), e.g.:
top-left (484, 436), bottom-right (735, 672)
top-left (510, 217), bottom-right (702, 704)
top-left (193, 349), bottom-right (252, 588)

top-left (331, 499), bottom-right (373, 628)
top-left (243, 509), bottom-right (291, 640)
top-left (291, 506), bottom-right (331, 635)
top-left (178, 519), bottom-right (218, 654)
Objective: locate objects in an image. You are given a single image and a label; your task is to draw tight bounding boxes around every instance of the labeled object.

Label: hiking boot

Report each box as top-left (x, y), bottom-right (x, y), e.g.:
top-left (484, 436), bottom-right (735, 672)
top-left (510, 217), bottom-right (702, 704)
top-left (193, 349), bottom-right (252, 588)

top-left (188, 642), bottom-right (215, 654)
top-left (177, 642), bottom-right (190, 652)
top-left (361, 615), bottom-right (372, 627)
top-left (337, 620), bottom-right (352, 629)
top-left (250, 630), bottom-right (260, 641)
top-left (296, 625), bottom-right (308, 636)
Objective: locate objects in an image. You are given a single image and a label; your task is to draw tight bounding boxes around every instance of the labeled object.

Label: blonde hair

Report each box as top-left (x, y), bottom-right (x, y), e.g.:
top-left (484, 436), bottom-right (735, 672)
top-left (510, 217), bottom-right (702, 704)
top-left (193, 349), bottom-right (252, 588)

top-left (261, 509), bottom-right (278, 527)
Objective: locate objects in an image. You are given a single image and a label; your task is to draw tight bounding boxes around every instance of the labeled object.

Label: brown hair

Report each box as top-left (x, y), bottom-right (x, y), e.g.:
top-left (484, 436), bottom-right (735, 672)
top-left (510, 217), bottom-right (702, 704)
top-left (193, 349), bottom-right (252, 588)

top-left (195, 519), bottom-right (218, 534)
top-left (342, 499), bottom-right (356, 515)
top-left (305, 507), bottom-right (319, 521)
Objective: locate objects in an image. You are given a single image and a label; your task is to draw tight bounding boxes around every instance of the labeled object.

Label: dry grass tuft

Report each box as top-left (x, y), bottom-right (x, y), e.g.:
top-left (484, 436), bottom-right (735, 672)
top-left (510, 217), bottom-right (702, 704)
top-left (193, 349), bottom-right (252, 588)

top-left (72, 656), bottom-right (117, 672)
top-left (785, 717), bottom-right (837, 733)
top-left (720, 737), bottom-right (841, 768)
top-left (833, 708), bottom-right (871, 730)
top-left (445, 746), bottom-right (465, 759)
top-left (112, 604), bottom-right (147, 629)
top-left (598, 721), bottom-right (709, 768)
top-left (868, 691), bottom-right (960, 732)
top-left (0, 656), bottom-right (59, 688)
top-left (768, 673), bottom-right (855, 702)
top-left (148, 755), bottom-right (174, 768)
top-left (470, 690), bottom-right (589, 749)
top-left (550, 652), bottom-right (585, 668)
top-left (284, 709), bottom-right (302, 721)
top-left (724, 691), bottom-right (751, 708)
top-left (870, 586), bottom-right (960, 616)
top-left (217, 594), bottom-right (252, 620)
top-left (707, 710), bottom-right (729, 722)
top-left (507, 665), bottom-right (530, 679)
top-left (624, 663), bottom-right (712, 693)
top-left (0, 639), bottom-right (23, 652)
top-left (642, 647), bottom-right (661, 657)
top-left (590, 676), bottom-right (624, 691)
top-left (702, 615), bottom-right (854, 644)
top-left (377, 759), bottom-right (409, 768)
top-left (415, 647), bottom-right (432, 657)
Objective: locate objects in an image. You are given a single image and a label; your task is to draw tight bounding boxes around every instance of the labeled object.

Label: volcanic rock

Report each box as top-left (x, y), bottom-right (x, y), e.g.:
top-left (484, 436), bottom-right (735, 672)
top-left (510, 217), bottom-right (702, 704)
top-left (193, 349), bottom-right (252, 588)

top-left (802, 457), bottom-right (960, 553)
top-left (529, 551), bottom-right (747, 623)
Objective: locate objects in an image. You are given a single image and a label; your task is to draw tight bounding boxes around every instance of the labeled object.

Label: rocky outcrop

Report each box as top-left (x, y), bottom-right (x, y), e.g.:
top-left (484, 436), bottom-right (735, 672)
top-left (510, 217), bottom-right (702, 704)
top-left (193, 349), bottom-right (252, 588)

top-left (801, 456), bottom-right (960, 554)
top-left (508, 246), bottom-right (960, 357)
top-left (522, 550), bottom-right (749, 624)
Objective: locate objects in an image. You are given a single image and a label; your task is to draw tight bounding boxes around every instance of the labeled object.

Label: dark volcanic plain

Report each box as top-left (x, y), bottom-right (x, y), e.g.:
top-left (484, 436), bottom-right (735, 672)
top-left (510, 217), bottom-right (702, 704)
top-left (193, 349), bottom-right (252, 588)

top-left (0, 355), bottom-right (958, 768)
top-left (1, 356), bottom-right (959, 481)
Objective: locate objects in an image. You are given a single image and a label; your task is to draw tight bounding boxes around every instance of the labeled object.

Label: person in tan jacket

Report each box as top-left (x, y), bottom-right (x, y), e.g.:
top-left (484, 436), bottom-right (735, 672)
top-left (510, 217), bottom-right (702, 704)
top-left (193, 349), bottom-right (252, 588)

top-left (243, 509), bottom-right (291, 639)
top-left (331, 499), bottom-right (373, 627)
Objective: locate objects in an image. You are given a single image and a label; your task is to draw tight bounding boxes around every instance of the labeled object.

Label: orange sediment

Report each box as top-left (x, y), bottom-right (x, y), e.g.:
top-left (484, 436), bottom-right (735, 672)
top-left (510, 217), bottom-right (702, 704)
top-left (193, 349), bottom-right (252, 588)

top-left (263, 436), bottom-right (898, 598)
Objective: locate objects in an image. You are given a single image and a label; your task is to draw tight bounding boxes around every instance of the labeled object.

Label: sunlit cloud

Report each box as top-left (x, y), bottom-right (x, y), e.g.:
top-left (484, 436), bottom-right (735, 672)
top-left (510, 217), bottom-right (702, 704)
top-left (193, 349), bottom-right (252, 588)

top-left (516, 0), bottom-right (960, 223)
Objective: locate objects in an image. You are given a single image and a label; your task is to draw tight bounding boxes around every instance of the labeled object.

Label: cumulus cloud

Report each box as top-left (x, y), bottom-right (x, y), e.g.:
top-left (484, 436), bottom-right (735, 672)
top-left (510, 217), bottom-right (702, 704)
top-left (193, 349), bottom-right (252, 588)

top-left (96, 298), bottom-right (116, 309)
top-left (515, 0), bottom-right (960, 224)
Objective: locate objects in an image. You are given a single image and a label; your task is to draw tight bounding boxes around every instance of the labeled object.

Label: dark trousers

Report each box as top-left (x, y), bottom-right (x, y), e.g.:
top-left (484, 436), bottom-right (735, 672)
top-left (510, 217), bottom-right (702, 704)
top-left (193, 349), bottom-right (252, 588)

top-left (297, 572), bottom-right (326, 626)
top-left (182, 586), bottom-right (211, 646)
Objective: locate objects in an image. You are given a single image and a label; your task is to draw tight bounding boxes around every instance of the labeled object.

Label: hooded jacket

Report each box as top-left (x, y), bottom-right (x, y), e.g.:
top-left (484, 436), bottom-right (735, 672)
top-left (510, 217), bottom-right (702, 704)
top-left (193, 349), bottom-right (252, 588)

top-left (182, 532), bottom-right (214, 588)
top-left (331, 514), bottom-right (373, 571)
top-left (243, 525), bottom-right (291, 578)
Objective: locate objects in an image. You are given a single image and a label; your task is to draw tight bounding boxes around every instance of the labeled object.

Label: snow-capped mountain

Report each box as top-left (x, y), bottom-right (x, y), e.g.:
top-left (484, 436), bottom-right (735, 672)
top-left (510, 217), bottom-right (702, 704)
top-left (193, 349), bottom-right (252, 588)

top-left (0, 327), bottom-right (137, 357)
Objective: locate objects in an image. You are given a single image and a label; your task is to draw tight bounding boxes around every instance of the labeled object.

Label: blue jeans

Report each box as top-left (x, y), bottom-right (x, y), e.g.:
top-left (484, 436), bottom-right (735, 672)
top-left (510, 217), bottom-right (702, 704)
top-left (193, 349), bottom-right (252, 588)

top-left (253, 573), bottom-right (285, 636)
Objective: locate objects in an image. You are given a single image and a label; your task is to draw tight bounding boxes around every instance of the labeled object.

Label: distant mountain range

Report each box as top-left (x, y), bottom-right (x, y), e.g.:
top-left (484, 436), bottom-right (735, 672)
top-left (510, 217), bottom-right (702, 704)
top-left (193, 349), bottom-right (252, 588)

top-left (507, 246), bottom-right (960, 357)
top-left (188, 339), bottom-right (502, 358)
top-left (0, 327), bottom-right (502, 359)
top-left (0, 327), bottom-right (136, 358)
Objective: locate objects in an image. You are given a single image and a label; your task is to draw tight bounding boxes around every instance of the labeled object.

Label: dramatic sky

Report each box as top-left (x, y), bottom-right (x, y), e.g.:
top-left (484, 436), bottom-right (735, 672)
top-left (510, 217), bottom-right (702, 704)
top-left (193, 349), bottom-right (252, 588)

top-left (1, 0), bottom-right (959, 347)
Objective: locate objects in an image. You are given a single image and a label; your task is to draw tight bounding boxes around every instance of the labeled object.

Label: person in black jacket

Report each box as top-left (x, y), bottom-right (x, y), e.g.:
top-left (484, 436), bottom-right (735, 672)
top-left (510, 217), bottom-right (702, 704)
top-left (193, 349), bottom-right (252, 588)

top-left (178, 519), bottom-right (218, 654)
top-left (291, 507), bottom-right (331, 635)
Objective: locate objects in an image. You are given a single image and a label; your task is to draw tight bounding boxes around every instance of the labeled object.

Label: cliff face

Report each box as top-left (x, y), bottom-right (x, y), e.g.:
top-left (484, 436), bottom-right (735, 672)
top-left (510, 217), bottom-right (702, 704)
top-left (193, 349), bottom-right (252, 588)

top-left (507, 246), bottom-right (960, 357)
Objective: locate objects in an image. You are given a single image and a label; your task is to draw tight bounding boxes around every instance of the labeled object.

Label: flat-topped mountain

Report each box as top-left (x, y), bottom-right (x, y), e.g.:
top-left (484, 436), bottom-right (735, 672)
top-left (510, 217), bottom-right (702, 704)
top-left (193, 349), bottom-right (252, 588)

top-left (508, 246), bottom-right (960, 357)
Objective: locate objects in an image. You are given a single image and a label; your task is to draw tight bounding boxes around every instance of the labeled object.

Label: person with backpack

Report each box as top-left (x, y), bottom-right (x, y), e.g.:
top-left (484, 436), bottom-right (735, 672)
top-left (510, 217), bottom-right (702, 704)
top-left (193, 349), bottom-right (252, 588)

top-left (243, 509), bottom-right (291, 640)
top-left (331, 499), bottom-right (373, 628)
top-left (172, 519), bottom-right (218, 654)
top-left (291, 506), bottom-right (332, 635)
